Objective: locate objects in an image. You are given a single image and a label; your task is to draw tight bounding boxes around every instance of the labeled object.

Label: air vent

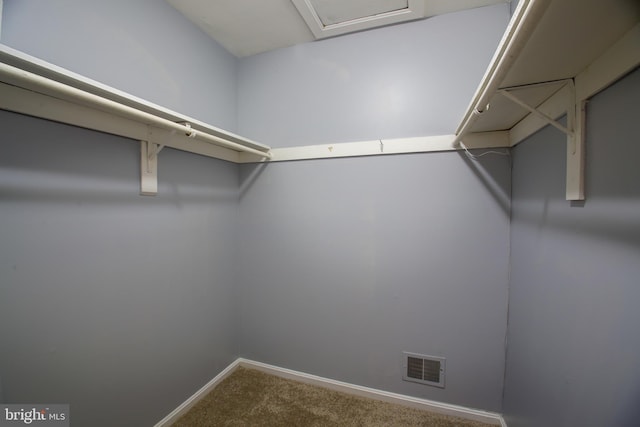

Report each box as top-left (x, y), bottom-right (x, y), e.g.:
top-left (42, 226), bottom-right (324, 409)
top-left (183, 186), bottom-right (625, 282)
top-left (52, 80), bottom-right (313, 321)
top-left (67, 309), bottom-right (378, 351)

top-left (402, 352), bottom-right (445, 388)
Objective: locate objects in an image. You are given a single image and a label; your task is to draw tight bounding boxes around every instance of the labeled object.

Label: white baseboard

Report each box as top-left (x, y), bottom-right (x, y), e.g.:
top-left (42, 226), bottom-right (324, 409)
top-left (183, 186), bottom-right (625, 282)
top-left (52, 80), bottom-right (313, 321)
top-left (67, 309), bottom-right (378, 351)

top-left (153, 359), bottom-right (241, 427)
top-left (238, 359), bottom-right (505, 426)
top-left (155, 357), bottom-right (507, 427)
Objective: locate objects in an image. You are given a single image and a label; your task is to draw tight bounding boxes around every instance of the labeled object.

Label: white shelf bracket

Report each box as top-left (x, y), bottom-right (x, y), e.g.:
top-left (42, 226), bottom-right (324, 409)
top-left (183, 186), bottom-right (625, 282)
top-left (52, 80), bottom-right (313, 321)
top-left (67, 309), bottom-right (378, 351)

top-left (497, 88), bottom-right (572, 136)
top-left (140, 138), bottom-right (159, 196)
top-left (148, 142), bottom-right (165, 161)
top-left (566, 79), bottom-right (585, 201)
top-left (498, 81), bottom-right (585, 201)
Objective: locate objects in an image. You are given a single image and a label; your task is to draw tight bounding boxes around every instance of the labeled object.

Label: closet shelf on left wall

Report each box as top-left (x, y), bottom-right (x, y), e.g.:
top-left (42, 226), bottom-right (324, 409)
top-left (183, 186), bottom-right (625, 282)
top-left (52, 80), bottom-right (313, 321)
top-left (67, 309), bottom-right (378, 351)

top-left (0, 44), bottom-right (272, 166)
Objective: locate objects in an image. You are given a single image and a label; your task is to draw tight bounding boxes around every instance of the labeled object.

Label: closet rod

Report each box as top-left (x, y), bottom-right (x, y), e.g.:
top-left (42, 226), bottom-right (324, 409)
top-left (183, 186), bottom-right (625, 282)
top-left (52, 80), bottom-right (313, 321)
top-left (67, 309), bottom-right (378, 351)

top-left (452, 0), bottom-right (550, 148)
top-left (0, 62), bottom-right (272, 160)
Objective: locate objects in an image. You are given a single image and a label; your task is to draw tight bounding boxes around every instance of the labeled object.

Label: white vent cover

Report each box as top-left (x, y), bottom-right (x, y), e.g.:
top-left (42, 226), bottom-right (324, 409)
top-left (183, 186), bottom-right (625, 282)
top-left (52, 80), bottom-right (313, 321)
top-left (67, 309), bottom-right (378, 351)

top-left (402, 352), bottom-right (445, 388)
top-left (291, 0), bottom-right (425, 39)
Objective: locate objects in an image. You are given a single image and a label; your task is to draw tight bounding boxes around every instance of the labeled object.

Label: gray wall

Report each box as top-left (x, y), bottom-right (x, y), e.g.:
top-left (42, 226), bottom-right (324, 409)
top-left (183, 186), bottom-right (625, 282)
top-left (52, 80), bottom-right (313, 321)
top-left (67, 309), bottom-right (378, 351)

top-left (0, 1), bottom-right (241, 426)
top-left (503, 69), bottom-right (640, 426)
top-left (235, 3), bottom-right (511, 412)
top-left (237, 4), bottom-right (510, 147)
top-left (510, 0), bottom-right (520, 15)
top-left (1, 0), bottom-right (518, 420)
top-left (0, 111), bottom-right (239, 426)
top-left (1, 0), bottom-right (238, 130)
top-left (237, 152), bottom-right (511, 411)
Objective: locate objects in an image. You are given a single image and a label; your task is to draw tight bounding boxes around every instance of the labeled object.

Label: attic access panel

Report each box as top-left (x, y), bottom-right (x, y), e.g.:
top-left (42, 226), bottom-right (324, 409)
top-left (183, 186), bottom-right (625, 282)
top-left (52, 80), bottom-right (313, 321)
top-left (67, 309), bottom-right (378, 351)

top-left (312, 0), bottom-right (408, 26)
top-left (292, 0), bottom-right (425, 39)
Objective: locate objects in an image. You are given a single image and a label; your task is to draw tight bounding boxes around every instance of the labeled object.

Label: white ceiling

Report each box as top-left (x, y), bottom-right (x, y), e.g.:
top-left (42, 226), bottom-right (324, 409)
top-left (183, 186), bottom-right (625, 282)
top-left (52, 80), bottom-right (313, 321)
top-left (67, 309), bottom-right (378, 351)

top-left (166, 0), bottom-right (508, 57)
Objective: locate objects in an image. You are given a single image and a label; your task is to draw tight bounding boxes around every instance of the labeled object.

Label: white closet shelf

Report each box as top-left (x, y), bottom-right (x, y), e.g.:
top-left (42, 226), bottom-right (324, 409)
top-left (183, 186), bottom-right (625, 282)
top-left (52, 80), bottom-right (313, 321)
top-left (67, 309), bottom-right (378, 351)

top-left (0, 44), bottom-right (272, 194)
top-left (454, 0), bottom-right (640, 200)
top-left (1, 1), bottom-right (638, 197)
top-left (238, 0), bottom-right (639, 173)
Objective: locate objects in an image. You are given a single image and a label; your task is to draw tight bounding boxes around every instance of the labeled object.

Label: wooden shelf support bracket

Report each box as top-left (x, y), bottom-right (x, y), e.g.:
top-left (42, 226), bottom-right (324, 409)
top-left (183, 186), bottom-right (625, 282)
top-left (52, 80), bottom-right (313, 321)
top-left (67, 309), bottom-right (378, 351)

top-left (566, 79), bottom-right (586, 201)
top-left (140, 138), bottom-right (160, 196)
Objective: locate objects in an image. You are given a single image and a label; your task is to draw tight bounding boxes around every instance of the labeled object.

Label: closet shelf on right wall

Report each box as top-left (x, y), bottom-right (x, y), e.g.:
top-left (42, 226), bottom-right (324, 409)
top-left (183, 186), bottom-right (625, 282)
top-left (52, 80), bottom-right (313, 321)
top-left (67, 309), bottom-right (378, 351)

top-left (454, 0), bottom-right (640, 201)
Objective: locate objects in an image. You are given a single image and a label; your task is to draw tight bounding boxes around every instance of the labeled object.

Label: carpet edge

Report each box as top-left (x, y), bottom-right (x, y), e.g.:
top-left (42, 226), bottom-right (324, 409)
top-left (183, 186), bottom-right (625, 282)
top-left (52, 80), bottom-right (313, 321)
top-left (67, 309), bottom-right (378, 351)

top-left (154, 357), bottom-right (508, 427)
top-left (237, 358), bottom-right (506, 426)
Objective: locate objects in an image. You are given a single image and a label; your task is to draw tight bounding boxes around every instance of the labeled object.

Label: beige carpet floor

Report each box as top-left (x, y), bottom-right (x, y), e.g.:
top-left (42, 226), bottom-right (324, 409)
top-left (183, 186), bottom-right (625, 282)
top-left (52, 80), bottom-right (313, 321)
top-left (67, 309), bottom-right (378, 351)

top-left (172, 367), bottom-right (497, 427)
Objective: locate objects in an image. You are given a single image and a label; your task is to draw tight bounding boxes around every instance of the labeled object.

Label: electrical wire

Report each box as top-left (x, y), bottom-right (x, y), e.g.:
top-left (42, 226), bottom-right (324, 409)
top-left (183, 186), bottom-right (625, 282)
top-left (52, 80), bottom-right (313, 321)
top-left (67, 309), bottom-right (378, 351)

top-left (459, 142), bottom-right (510, 160)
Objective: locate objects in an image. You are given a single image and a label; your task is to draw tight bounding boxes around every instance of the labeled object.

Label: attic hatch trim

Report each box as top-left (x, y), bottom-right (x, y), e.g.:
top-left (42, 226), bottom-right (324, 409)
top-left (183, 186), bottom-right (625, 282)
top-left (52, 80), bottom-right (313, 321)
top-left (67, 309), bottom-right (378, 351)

top-left (292, 0), bottom-right (425, 39)
top-left (0, 44), bottom-right (271, 195)
top-left (452, 0), bottom-right (640, 201)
